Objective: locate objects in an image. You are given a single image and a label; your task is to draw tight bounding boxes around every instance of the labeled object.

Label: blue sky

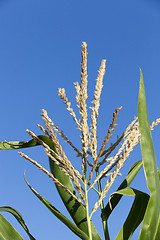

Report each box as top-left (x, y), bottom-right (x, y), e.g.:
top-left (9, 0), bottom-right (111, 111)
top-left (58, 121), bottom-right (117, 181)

top-left (0, 0), bottom-right (160, 239)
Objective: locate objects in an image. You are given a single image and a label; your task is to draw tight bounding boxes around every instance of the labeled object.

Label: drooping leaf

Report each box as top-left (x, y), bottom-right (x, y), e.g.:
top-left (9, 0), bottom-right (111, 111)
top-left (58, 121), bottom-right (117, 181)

top-left (0, 136), bottom-right (101, 240)
top-left (113, 187), bottom-right (149, 240)
top-left (0, 213), bottom-right (24, 240)
top-left (102, 160), bottom-right (143, 221)
top-left (138, 69), bottom-right (160, 239)
top-left (0, 138), bottom-right (40, 150)
top-left (0, 207), bottom-right (35, 240)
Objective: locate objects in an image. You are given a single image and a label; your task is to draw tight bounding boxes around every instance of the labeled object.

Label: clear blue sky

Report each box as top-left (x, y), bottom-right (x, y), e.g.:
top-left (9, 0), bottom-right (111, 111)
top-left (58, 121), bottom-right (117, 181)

top-left (1, 0), bottom-right (160, 239)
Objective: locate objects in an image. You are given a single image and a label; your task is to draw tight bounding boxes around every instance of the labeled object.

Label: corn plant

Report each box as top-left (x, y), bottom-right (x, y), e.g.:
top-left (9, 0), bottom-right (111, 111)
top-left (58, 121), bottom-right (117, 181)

top-left (0, 43), bottom-right (160, 239)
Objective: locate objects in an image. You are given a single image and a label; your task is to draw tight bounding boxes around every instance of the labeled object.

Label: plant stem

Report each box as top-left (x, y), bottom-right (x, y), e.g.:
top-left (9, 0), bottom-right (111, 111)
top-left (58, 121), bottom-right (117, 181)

top-left (96, 168), bottom-right (110, 240)
top-left (84, 180), bottom-right (92, 240)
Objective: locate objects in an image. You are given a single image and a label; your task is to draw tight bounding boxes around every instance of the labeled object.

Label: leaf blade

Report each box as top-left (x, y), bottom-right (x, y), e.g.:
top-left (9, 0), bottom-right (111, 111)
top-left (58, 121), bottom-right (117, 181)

top-left (113, 187), bottom-right (149, 240)
top-left (0, 214), bottom-right (24, 240)
top-left (0, 207), bottom-right (35, 240)
top-left (138, 69), bottom-right (160, 239)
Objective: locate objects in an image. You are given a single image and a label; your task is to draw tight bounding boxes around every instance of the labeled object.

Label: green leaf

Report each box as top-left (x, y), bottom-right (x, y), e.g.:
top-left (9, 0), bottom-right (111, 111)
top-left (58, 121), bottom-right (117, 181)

top-left (0, 213), bottom-right (24, 240)
top-left (0, 207), bottom-right (35, 240)
top-left (0, 136), bottom-right (101, 240)
top-left (138, 69), bottom-right (160, 239)
top-left (0, 135), bottom-right (46, 150)
top-left (113, 187), bottom-right (149, 240)
top-left (102, 160), bottom-right (143, 221)
top-left (24, 174), bottom-right (89, 240)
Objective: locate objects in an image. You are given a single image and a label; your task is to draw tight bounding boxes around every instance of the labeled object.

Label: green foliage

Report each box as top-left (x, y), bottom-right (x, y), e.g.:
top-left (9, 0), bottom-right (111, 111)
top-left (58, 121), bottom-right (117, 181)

top-left (114, 188), bottom-right (149, 240)
top-left (138, 69), bottom-right (160, 239)
top-left (0, 214), bottom-right (23, 240)
top-left (0, 207), bottom-right (35, 240)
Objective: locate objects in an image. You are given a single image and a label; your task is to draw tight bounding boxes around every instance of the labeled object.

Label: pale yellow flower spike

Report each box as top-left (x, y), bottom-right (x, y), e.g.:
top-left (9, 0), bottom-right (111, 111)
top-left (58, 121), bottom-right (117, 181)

top-left (79, 42), bottom-right (89, 175)
top-left (90, 59), bottom-right (106, 160)
top-left (58, 88), bottom-right (82, 130)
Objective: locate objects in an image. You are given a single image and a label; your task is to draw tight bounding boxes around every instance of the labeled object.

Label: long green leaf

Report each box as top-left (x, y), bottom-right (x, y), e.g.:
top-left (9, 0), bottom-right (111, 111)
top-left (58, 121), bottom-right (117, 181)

top-left (138, 69), bottom-right (160, 239)
top-left (0, 214), bottom-right (23, 240)
top-left (0, 207), bottom-right (35, 240)
top-left (113, 187), bottom-right (149, 240)
top-left (102, 160), bottom-right (142, 221)
top-left (0, 136), bottom-right (101, 240)
top-left (24, 174), bottom-right (89, 240)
